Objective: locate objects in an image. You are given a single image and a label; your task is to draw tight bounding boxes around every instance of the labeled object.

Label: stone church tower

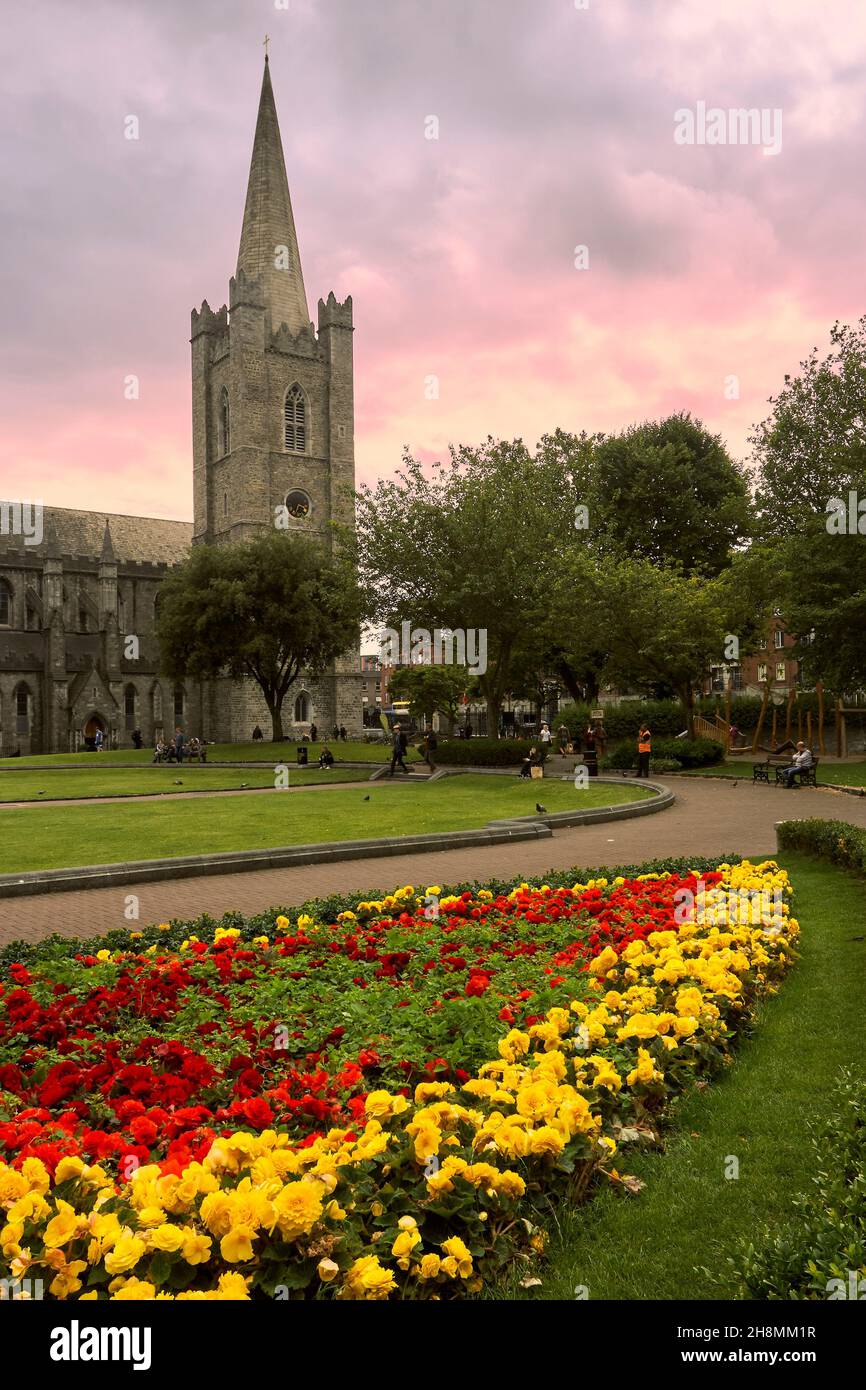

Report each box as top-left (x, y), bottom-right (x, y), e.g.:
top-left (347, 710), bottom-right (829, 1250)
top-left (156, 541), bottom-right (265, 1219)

top-left (190, 56), bottom-right (361, 740)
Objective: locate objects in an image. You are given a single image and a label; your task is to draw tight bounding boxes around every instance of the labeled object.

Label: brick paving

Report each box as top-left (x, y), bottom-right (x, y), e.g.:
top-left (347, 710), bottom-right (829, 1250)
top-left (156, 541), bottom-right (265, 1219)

top-left (1, 780), bottom-right (864, 947)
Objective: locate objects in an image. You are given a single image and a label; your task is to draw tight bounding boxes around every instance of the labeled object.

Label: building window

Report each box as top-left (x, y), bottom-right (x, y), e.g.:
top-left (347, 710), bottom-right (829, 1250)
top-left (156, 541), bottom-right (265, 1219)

top-left (219, 387), bottom-right (230, 457)
top-left (0, 580), bottom-right (12, 626)
top-left (173, 685), bottom-right (185, 724)
top-left (293, 692), bottom-right (310, 723)
top-left (79, 608), bottom-right (89, 633)
top-left (776, 662), bottom-right (786, 682)
top-left (284, 489), bottom-right (311, 519)
top-left (124, 684), bottom-right (137, 731)
top-left (773, 628), bottom-right (784, 650)
top-left (284, 384), bottom-right (307, 453)
top-left (15, 687), bottom-right (30, 734)
top-left (757, 663), bottom-right (768, 683)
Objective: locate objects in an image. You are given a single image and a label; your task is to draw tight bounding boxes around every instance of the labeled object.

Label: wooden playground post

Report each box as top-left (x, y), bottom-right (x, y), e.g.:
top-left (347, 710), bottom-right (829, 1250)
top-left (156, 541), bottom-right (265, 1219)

top-left (752, 684), bottom-right (771, 753)
top-left (785, 688), bottom-right (795, 742)
top-left (816, 682), bottom-right (826, 756)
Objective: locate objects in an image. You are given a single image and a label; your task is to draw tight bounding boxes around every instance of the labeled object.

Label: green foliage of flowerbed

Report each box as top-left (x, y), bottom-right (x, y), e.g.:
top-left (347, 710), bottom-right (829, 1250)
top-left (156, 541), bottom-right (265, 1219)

top-left (0, 853), bottom-right (741, 975)
top-left (776, 818), bottom-right (866, 874)
top-left (707, 1067), bottom-right (866, 1300)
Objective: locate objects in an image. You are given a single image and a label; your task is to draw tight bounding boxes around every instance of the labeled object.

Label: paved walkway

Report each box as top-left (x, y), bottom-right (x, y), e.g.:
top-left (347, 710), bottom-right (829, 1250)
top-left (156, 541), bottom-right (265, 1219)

top-left (1, 780), bottom-right (864, 947)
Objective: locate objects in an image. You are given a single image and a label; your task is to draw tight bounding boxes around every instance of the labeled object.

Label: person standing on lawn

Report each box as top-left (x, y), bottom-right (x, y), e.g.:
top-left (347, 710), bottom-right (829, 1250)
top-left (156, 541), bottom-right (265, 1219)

top-left (174, 726), bottom-right (186, 765)
top-left (637, 725), bottom-right (651, 778)
top-left (389, 723), bottom-right (410, 777)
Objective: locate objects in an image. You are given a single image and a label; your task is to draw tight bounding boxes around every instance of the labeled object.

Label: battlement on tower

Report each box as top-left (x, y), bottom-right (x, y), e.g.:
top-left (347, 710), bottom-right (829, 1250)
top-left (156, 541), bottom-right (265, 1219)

top-left (270, 319), bottom-right (320, 359)
top-left (190, 300), bottom-right (228, 339)
top-left (229, 268), bottom-right (266, 312)
top-left (317, 291), bottom-right (353, 330)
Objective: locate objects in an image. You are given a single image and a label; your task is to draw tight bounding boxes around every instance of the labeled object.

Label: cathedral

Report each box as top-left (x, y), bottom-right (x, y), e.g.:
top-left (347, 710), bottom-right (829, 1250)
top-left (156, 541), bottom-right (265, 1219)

top-left (0, 57), bottom-right (362, 756)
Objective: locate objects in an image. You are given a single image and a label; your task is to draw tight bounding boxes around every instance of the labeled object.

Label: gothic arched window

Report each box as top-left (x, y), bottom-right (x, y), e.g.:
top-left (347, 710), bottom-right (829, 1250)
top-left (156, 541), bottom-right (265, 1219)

top-left (173, 685), bottom-right (185, 724)
top-left (293, 692), bottom-right (310, 723)
top-left (284, 384), bottom-right (307, 453)
top-left (219, 387), bottom-right (230, 456)
top-left (0, 579), bottom-right (11, 627)
top-left (124, 684), bottom-right (137, 730)
top-left (14, 683), bottom-right (31, 734)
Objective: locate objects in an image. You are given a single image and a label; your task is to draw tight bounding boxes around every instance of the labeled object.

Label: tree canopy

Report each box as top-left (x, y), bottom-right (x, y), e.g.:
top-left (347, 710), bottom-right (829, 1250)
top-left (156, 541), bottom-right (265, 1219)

top-left (156, 531), bottom-right (364, 740)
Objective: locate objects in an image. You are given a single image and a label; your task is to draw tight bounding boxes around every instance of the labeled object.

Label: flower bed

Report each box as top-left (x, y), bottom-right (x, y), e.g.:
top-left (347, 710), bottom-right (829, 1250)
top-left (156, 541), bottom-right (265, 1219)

top-left (0, 860), bottom-right (798, 1300)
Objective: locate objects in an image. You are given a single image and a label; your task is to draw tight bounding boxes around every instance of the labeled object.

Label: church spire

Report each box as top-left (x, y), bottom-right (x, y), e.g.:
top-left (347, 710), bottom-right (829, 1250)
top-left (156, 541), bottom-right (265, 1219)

top-left (236, 56), bottom-right (310, 335)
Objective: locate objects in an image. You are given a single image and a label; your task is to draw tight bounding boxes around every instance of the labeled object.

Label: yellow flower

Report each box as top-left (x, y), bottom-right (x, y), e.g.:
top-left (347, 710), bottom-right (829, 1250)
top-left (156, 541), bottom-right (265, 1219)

top-left (441, 1236), bottom-right (473, 1277)
top-left (527, 1126), bottom-right (565, 1157)
top-left (43, 1201), bottom-right (81, 1249)
top-left (272, 1181), bottom-right (324, 1240)
top-left (149, 1224), bottom-right (185, 1253)
top-left (418, 1253), bottom-right (441, 1280)
top-left (111, 1278), bottom-right (157, 1300)
top-left (392, 1228), bottom-right (421, 1260)
top-left (104, 1233), bottom-right (146, 1276)
top-left (318, 1258), bottom-right (340, 1282)
top-left (220, 1227), bottom-right (256, 1263)
top-left (344, 1254), bottom-right (396, 1300)
top-left (54, 1156), bottom-right (86, 1184)
top-left (182, 1231), bottom-right (212, 1266)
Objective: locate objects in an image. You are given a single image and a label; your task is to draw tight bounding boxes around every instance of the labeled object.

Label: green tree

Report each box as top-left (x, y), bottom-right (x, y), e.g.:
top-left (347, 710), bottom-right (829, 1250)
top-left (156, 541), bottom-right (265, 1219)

top-left (156, 532), bottom-right (364, 741)
top-left (591, 413), bottom-right (753, 575)
top-left (752, 317), bottom-right (866, 537)
top-left (388, 664), bottom-right (469, 733)
top-left (354, 439), bottom-right (583, 734)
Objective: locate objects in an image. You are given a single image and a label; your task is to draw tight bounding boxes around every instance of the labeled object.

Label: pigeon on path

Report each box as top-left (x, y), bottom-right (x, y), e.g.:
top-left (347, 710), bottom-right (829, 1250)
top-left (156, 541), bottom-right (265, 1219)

top-left (363, 795), bottom-right (370, 801)
top-left (536, 802), bottom-right (547, 814)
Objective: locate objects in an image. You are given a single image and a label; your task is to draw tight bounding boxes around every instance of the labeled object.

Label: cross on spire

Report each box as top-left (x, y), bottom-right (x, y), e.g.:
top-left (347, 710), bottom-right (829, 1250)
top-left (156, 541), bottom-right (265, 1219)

top-left (263, 33), bottom-right (270, 61)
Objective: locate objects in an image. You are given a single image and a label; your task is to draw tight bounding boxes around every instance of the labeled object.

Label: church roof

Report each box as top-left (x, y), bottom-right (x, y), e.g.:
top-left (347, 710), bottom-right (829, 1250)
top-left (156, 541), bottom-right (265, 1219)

top-left (235, 56), bottom-right (311, 336)
top-left (0, 507), bottom-right (192, 566)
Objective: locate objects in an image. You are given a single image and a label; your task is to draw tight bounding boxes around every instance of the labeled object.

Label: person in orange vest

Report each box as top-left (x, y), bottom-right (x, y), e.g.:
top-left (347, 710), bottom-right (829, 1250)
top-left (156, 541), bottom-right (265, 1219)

top-left (637, 725), bottom-right (651, 778)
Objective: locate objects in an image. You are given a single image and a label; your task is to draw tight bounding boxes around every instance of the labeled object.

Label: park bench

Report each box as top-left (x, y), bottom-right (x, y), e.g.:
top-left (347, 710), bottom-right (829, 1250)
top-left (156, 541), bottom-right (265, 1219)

top-left (752, 755), bottom-right (818, 786)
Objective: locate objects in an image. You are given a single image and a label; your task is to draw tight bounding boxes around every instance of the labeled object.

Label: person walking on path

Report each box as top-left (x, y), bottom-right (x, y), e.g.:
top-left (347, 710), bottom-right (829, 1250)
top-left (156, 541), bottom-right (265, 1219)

top-left (389, 724), bottom-right (410, 777)
top-left (94, 728), bottom-right (104, 752)
top-left (174, 727), bottom-right (186, 765)
top-left (557, 723), bottom-right (570, 755)
top-left (421, 729), bottom-right (438, 770)
top-left (637, 725), bottom-right (652, 778)
top-left (310, 723), bottom-right (318, 744)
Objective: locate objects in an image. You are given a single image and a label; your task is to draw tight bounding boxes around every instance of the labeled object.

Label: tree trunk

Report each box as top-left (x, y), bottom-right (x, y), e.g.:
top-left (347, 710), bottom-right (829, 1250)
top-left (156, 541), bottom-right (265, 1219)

top-left (679, 685), bottom-right (696, 739)
top-left (267, 696), bottom-right (284, 742)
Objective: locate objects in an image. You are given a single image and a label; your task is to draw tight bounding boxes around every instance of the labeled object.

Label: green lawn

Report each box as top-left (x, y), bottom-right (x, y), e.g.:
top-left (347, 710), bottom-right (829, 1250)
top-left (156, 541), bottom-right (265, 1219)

top-left (0, 740), bottom-right (417, 769)
top-left (682, 758), bottom-right (866, 786)
top-left (508, 851), bottom-right (866, 1301)
top-left (0, 765), bottom-right (370, 803)
top-left (0, 776), bottom-right (651, 874)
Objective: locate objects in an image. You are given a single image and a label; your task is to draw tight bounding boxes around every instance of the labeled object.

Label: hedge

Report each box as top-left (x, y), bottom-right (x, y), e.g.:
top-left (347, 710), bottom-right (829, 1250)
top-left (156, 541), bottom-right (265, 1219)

top-left (604, 737), bottom-right (724, 770)
top-left (432, 737), bottom-right (527, 766)
top-left (776, 818), bottom-right (866, 876)
top-left (0, 851), bottom-right (742, 976)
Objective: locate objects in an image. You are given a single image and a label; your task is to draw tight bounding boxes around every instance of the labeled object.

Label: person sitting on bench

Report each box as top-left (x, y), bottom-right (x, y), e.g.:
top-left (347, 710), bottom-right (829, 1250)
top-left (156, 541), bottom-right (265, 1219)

top-left (780, 742), bottom-right (813, 787)
top-left (520, 747), bottom-right (540, 779)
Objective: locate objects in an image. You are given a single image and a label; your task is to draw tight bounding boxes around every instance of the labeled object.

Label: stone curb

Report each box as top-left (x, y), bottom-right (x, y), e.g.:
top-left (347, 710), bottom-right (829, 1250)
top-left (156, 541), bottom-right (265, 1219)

top-left (0, 780), bottom-right (673, 900)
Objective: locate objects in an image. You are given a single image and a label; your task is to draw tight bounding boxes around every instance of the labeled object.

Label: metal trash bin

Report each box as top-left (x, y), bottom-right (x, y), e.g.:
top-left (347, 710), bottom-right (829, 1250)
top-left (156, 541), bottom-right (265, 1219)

top-left (297, 746), bottom-right (308, 766)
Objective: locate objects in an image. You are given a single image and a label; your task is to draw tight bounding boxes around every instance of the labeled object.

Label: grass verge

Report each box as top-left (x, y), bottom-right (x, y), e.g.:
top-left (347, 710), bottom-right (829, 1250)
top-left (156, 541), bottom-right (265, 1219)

top-left (0, 775), bottom-right (652, 874)
top-left (508, 850), bottom-right (866, 1301)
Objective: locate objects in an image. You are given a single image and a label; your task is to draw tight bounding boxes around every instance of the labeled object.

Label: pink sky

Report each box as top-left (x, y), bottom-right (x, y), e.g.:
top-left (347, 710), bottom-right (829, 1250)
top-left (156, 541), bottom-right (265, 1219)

top-left (2, 0), bottom-right (866, 522)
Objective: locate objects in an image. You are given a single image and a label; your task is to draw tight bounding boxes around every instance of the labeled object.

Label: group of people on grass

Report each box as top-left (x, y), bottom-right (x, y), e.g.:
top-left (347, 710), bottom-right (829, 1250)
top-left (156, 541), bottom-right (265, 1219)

top-left (153, 729), bottom-right (206, 764)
